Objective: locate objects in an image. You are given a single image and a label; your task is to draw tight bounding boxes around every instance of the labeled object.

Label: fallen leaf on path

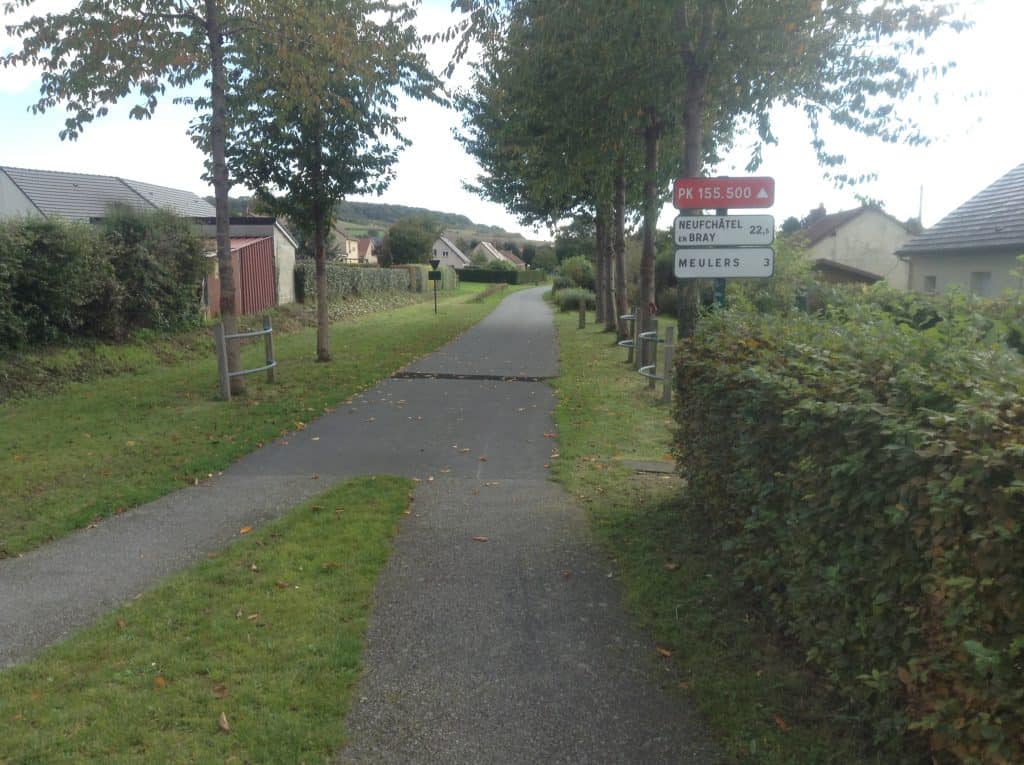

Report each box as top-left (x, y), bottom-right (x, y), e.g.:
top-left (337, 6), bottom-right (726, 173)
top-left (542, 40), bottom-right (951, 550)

top-left (772, 714), bottom-right (790, 732)
top-left (247, 613), bottom-right (260, 620)
top-left (664, 562), bottom-right (681, 571)
top-left (544, 432), bottom-right (556, 438)
top-left (479, 456), bottom-right (488, 462)
top-left (656, 647), bottom-right (673, 658)
top-left (472, 536), bottom-right (489, 543)
top-left (154, 676), bottom-right (167, 689)
top-left (458, 448), bottom-right (471, 453)
top-left (562, 570), bottom-right (572, 579)
top-left (217, 712), bottom-right (231, 733)
top-left (239, 526), bottom-right (253, 535)
top-left (213, 683), bottom-right (228, 699)
top-left (275, 580), bottom-right (288, 589)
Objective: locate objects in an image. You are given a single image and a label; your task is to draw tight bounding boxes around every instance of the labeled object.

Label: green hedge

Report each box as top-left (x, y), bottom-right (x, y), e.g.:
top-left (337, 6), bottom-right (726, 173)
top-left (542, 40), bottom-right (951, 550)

top-left (551, 288), bottom-right (595, 312)
top-left (393, 263), bottom-right (458, 293)
top-left (0, 211), bottom-right (205, 351)
top-left (673, 305), bottom-right (1024, 764)
top-left (458, 268), bottom-right (544, 285)
top-left (295, 261), bottom-right (411, 302)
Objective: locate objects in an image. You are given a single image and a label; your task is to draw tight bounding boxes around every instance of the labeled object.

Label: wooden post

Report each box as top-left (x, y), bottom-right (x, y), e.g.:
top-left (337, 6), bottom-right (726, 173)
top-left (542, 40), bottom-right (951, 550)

top-left (625, 309), bottom-right (635, 365)
top-left (578, 298), bottom-right (586, 329)
top-left (214, 322), bottom-right (231, 401)
top-left (633, 310), bottom-right (644, 371)
top-left (662, 325), bottom-right (675, 404)
top-left (263, 315), bottom-right (276, 383)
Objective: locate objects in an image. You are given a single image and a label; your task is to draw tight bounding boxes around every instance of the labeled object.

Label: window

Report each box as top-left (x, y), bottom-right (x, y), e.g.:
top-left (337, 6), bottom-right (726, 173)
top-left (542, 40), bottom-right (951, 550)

top-left (969, 271), bottom-right (992, 297)
top-left (923, 275), bottom-right (937, 293)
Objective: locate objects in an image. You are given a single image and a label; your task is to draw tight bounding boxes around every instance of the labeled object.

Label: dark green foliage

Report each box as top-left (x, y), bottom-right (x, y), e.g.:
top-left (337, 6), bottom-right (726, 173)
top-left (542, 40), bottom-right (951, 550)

top-left (101, 207), bottom-right (207, 333)
top-left (673, 304), bottom-right (1024, 764)
top-left (485, 258), bottom-right (517, 272)
top-left (456, 269), bottom-right (544, 285)
top-left (531, 247), bottom-right (559, 274)
top-left (0, 218), bottom-right (118, 347)
top-left (551, 275), bottom-right (574, 292)
top-left (551, 288), bottom-right (595, 312)
top-left (559, 255), bottom-right (595, 290)
top-left (296, 262), bottom-right (410, 301)
top-left (379, 217), bottom-right (442, 266)
top-left (334, 200), bottom-right (473, 228)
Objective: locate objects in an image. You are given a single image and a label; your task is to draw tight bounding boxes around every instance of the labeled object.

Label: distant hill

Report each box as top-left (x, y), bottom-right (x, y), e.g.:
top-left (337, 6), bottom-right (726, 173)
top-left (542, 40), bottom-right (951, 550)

top-left (207, 195), bottom-right (539, 245)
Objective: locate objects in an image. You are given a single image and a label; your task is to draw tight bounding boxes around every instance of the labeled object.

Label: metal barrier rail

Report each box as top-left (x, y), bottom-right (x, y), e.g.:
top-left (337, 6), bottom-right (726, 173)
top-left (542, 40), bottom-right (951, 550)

top-left (213, 316), bottom-right (277, 401)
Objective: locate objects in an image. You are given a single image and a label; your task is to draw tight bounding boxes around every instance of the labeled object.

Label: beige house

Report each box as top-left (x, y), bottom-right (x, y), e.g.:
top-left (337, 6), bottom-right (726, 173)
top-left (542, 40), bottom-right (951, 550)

top-left (798, 206), bottom-right (912, 289)
top-left (432, 235), bottom-right (472, 269)
top-left (331, 225), bottom-right (361, 263)
top-left (470, 241), bottom-right (526, 270)
top-left (357, 238), bottom-right (377, 265)
top-left (897, 163), bottom-right (1024, 297)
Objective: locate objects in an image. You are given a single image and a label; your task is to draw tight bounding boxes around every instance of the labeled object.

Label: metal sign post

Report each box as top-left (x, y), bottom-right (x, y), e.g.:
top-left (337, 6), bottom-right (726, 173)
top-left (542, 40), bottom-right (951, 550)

top-left (429, 257), bottom-right (441, 314)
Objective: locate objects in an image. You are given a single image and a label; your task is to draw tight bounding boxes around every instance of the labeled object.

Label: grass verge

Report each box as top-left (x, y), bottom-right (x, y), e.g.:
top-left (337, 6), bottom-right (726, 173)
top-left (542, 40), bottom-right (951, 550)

top-left (0, 284), bottom-right (512, 556)
top-left (551, 312), bottom-right (886, 765)
top-left (0, 475), bottom-right (411, 764)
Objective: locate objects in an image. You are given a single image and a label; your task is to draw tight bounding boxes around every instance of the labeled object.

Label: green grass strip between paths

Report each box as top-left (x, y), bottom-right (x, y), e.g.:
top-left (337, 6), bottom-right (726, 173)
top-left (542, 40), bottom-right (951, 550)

top-left (0, 475), bottom-right (411, 763)
top-left (0, 285), bottom-right (510, 557)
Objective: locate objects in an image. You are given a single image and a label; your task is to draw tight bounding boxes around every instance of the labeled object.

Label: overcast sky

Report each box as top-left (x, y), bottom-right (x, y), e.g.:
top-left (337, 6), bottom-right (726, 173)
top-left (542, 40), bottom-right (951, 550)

top-left (1, 0), bottom-right (1019, 239)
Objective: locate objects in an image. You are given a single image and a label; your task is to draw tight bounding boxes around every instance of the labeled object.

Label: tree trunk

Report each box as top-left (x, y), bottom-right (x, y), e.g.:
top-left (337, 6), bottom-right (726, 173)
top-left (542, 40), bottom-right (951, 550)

top-left (598, 200), bottom-right (616, 333)
top-left (676, 63), bottom-right (710, 339)
top-left (613, 155), bottom-right (628, 339)
top-left (594, 206), bottom-right (607, 325)
top-left (205, 0), bottom-right (243, 396)
top-left (640, 107), bottom-right (660, 364)
top-left (314, 212), bottom-right (331, 362)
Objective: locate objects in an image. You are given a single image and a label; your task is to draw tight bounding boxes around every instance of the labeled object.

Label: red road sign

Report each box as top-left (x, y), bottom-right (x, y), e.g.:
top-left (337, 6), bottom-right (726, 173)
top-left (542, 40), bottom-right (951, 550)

top-left (673, 177), bottom-right (775, 209)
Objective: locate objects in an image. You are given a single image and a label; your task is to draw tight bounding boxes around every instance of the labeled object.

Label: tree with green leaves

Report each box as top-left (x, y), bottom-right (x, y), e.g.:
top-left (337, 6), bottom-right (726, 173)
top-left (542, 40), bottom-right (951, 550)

top-left (223, 0), bottom-right (437, 362)
top-left (450, 0), bottom-right (966, 336)
top-left (3, 0), bottom-right (256, 393)
top-left (379, 217), bottom-right (441, 266)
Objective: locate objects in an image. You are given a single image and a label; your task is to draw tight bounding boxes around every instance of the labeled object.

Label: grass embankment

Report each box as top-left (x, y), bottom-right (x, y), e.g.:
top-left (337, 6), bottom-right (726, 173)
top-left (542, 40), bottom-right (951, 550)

top-left (0, 476), bottom-right (411, 763)
top-left (551, 311), bottom-right (886, 765)
top-left (0, 283), bottom-right (508, 557)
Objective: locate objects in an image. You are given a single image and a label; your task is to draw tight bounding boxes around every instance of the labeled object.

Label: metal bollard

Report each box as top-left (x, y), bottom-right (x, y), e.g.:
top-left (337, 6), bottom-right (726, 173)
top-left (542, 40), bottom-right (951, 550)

top-left (662, 325), bottom-right (675, 403)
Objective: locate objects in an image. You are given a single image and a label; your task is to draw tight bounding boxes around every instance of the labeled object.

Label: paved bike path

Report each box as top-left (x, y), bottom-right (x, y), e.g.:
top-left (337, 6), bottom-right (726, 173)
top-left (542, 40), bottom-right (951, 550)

top-left (0, 287), bottom-right (717, 762)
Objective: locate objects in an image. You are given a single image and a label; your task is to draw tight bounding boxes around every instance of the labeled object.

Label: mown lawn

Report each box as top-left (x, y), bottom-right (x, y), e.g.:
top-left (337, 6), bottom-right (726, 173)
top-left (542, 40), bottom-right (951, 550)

top-left (0, 476), bottom-right (411, 763)
top-left (0, 284), bottom-right (510, 556)
top-left (550, 309), bottom-right (887, 765)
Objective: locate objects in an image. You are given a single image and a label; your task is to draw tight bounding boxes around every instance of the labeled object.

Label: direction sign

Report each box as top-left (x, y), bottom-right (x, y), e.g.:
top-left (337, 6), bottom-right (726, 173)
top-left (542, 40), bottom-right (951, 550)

top-left (674, 215), bottom-right (775, 247)
top-left (674, 248), bottom-right (774, 279)
top-left (673, 177), bottom-right (775, 209)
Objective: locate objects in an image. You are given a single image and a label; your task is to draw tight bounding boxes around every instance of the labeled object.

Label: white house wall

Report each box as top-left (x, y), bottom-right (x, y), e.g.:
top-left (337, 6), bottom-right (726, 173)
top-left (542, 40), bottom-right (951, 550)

top-left (0, 174), bottom-right (40, 219)
top-left (807, 211), bottom-right (910, 289)
top-left (908, 252), bottom-right (1023, 297)
top-left (273, 226), bottom-right (296, 304)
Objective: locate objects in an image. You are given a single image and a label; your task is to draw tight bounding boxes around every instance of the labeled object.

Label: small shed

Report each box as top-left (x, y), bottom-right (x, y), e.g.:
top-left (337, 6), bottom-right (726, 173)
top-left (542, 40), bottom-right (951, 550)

top-left (203, 237), bottom-right (277, 317)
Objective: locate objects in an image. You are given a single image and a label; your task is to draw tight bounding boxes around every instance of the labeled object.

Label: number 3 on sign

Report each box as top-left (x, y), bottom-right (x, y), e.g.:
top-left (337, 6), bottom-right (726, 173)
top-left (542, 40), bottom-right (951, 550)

top-left (763, 257), bottom-right (771, 267)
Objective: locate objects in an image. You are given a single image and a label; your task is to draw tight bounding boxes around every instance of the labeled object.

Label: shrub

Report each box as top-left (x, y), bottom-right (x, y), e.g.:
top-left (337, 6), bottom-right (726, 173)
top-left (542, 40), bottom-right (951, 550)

top-left (673, 304), bottom-right (1024, 763)
top-left (101, 206), bottom-right (206, 334)
top-left (551, 275), bottom-right (574, 292)
top-left (551, 288), bottom-right (595, 312)
top-left (559, 254), bottom-right (595, 290)
top-left (1, 217), bottom-right (117, 346)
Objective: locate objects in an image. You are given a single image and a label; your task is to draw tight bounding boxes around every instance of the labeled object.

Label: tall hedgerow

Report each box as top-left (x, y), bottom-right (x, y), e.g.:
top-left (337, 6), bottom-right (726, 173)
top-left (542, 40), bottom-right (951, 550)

top-left (673, 302), bottom-right (1024, 763)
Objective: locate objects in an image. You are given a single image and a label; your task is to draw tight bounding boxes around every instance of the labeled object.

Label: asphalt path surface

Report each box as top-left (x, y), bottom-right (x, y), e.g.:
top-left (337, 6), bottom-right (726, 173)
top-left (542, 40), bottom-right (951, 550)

top-left (0, 286), bottom-right (717, 762)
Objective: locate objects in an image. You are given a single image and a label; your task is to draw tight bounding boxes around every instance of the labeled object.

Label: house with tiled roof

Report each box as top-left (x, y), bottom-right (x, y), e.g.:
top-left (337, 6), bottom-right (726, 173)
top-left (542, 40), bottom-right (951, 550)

top-left (356, 237), bottom-right (377, 265)
top-left (431, 235), bottom-right (472, 269)
top-left (0, 166), bottom-right (297, 311)
top-left (470, 241), bottom-right (526, 270)
top-left (796, 205), bottom-right (912, 288)
top-left (897, 163), bottom-right (1024, 297)
top-left (0, 165), bottom-right (216, 220)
